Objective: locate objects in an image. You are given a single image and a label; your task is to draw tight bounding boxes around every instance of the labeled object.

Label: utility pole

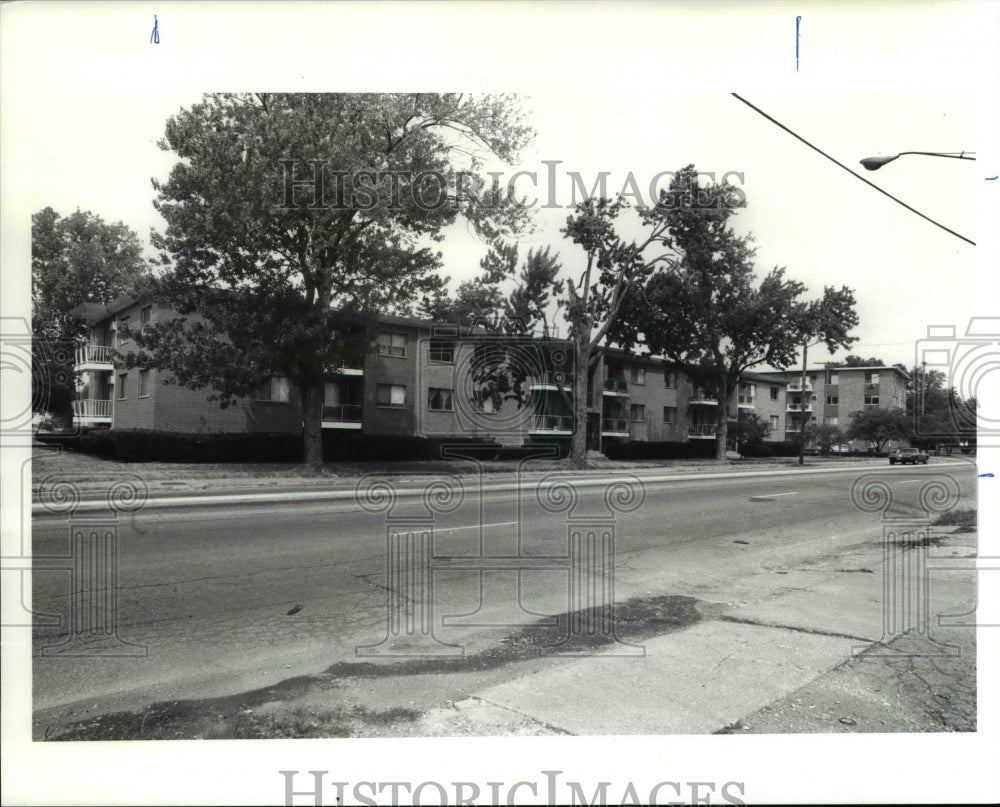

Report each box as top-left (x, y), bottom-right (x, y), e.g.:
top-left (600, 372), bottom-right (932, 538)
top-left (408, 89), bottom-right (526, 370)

top-left (798, 341), bottom-right (808, 466)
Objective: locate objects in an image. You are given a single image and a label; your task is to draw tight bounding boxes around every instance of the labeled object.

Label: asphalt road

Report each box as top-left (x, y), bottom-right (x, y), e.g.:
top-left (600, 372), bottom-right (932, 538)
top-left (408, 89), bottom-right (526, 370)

top-left (31, 461), bottom-right (976, 721)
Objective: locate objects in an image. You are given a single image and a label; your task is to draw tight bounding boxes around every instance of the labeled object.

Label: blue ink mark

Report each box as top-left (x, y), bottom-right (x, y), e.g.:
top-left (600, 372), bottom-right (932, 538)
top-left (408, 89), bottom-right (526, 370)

top-left (987, 176), bottom-right (998, 181)
top-left (150, 14), bottom-right (160, 44)
top-left (795, 16), bottom-right (801, 72)
top-left (978, 473), bottom-right (994, 478)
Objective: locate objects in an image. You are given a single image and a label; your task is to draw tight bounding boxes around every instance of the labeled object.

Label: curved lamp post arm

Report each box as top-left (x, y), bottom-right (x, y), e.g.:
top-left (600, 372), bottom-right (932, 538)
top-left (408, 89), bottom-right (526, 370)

top-left (860, 151), bottom-right (976, 171)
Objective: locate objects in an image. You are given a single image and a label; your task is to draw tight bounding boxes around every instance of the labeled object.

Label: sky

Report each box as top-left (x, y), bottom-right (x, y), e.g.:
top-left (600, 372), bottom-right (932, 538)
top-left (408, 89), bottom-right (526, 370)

top-left (2, 2), bottom-right (999, 805)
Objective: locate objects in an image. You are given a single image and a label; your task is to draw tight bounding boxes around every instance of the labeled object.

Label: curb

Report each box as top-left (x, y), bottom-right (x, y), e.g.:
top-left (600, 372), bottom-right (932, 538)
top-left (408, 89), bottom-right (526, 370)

top-left (31, 460), bottom-right (972, 515)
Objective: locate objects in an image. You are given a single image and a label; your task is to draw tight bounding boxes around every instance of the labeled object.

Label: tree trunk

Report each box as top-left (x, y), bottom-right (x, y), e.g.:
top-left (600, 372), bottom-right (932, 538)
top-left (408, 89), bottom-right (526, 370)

top-left (714, 375), bottom-right (730, 461)
top-left (570, 337), bottom-right (592, 466)
top-left (300, 378), bottom-right (324, 469)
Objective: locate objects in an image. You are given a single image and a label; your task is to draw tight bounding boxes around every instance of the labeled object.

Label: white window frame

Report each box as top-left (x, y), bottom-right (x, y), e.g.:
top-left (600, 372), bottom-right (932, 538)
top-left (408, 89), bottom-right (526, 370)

top-left (117, 373), bottom-right (128, 400)
top-left (138, 370), bottom-right (150, 398)
top-left (428, 340), bottom-right (454, 364)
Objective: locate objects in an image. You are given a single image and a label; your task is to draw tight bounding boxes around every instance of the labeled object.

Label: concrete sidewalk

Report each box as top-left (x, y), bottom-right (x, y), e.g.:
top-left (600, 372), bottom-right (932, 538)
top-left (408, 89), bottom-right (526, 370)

top-left (407, 526), bottom-right (979, 736)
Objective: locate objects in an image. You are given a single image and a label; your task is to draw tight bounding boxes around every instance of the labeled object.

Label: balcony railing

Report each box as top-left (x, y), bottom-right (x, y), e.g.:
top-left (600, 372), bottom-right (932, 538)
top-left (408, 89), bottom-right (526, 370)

top-left (75, 344), bottom-right (114, 367)
top-left (737, 395), bottom-right (756, 406)
top-left (531, 370), bottom-right (574, 389)
top-left (787, 381), bottom-right (812, 392)
top-left (530, 414), bottom-right (573, 432)
top-left (786, 403), bottom-right (813, 412)
top-left (602, 378), bottom-right (628, 394)
top-left (688, 424), bottom-right (717, 437)
top-left (689, 393), bottom-right (719, 405)
top-left (601, 418), bottom-right (629, 433)
top-left (73, 399), bottom-right (111, 420)
top-left (322, 404), bottom-right (362, 422)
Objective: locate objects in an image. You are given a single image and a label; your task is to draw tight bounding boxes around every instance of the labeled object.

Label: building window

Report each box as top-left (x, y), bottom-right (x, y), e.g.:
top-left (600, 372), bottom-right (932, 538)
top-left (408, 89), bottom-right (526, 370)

top-left (427, 387), bottom-right (453, 411)
top-left (864, 394), bottom-right (879, 406)
top-left (138, 370), bottom-right (150, 398)
top-left (865, 371), bottom-right (880, 384)
top-left (663, 406), bottom-right (677, 424)
top-left (117, 373), bottom-right (128, 400)
top-left (664, 371), bottom-right (676, 388)
top-left (254, 376), bottom-right (290, 402)
top-left (629, 403), bottom-right (645, 421)
top-left (828, 372), bottom-right (839, 384)
top-left (116, 316), bottom-right (130, 346)
top-left (376, 383), bottom-right (407, 407)
top-left (826, 395), bottom-right (838, 405)
top-left (376, 332), bottom-right (406, 358)
top-left (769, 386), bottom-right (779, 401)
top-left (630, 367), bottom-right (646, 385)
top-left (140, 306), bottom-right (152, 331)
top-left (828, 416), bottom-right (839, 426)
top-left (770, 415), bottom-right (779, 430)
top-left (428, 340), bottom-right (454, 364)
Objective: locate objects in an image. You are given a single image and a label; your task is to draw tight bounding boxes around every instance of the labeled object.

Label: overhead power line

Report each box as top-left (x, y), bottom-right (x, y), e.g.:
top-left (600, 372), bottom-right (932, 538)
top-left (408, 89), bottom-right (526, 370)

top-left (731, 93), bottom-right (975, 247)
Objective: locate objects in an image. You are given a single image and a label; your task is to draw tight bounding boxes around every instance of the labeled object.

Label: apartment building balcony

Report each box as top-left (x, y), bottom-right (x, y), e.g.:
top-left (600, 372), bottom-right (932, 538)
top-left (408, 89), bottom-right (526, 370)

top-left (602, 378), bottom-right (629, 396)
top-left (786, 402), bottom-right (813, 412)
top-left (736, 394), bottom-right (756, 409)
top-left (74, 344), bottom-right (114, 372)
top-left (689, 392), bottom-right (718, 406)
top-left (530, 371), bottom-right (573, 392)
top-left (329, 363), bottom-right (364, 376)
top-left (601, 418), bottom-right (629, 436)
top-left (529, 414), bottom-right (573, 435)
top-left (787, 381), bottom-right (812, 392)
top-left (72, 399), bottom-right (112, 424)
top-left (688, 424), bottom-right (718, 439)
top-left (321, 404), bottom-right (363, 429)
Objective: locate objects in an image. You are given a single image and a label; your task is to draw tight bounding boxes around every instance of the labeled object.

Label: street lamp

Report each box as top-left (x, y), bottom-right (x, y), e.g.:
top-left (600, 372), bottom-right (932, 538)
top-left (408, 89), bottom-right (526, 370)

top-left (860, 151), bottom-right (976, 171)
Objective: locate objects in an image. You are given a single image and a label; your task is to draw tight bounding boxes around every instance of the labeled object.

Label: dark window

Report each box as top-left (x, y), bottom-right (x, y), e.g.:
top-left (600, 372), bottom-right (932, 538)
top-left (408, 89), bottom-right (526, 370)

top-left (427, 387), bottom-right (453, 411)
top-left (428, 341), bottom-right (454, 364)
top-left (826, 395), bottom-right (838, 405)
top-left (630, 367), bottom-right (646, 385)
top-left (117, 373), bottom-right (127, 400)
top-left (377, 332), bottom-right (406, 358)
top-left (138, 370), bottom-right (150, 397)
top-left (629, 403), bottom-right (645, 421)
top-left (376, 384), bottom-right (407, 407)
top-left (769, 386), bottom-right (779, 400)
top-left (664, 371), bottom-right (676, 388)
top-left (663, 406), bottom-right (677, 424)
top-left (254, 376), bottom-right (290, 402)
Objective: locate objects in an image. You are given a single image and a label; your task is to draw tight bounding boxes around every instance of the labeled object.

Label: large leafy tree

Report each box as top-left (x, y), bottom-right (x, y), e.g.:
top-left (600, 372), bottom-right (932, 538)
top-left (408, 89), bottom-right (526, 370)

top-left (613, 166), bottom-right (860, 460)
top-left (131, 93), bottom-right (534, 466)
top-left (560, 197), bottom-right (676, 463)
top-left (846, 407), bottom-right (912, 453)
top-left (31, 207), bottom-right (149, 424)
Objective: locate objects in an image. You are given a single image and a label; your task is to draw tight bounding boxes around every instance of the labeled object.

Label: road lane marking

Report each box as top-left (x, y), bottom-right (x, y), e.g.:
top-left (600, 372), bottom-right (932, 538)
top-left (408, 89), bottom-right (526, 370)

top-left (437, 521), bottom-right (519, 534)
top-left (749, 492), bottom-right (799, 502)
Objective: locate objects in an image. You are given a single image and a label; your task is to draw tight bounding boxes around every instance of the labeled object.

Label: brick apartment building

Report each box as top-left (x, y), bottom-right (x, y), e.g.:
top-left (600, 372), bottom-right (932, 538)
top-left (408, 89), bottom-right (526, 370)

top-left (69, 296), bottom-right (904, 453)
top-left (756, 364), bottom-right (911, 451)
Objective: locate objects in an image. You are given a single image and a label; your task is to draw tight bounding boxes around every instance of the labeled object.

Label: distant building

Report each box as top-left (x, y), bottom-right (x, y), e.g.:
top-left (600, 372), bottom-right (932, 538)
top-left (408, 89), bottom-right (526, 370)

top-left (756, 365), bottom-right (911, 451)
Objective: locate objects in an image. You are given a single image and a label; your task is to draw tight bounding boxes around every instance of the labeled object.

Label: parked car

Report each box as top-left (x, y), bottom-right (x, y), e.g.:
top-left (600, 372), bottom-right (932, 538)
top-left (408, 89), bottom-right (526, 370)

top-left (889, 447), bottom-right (929, 465)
